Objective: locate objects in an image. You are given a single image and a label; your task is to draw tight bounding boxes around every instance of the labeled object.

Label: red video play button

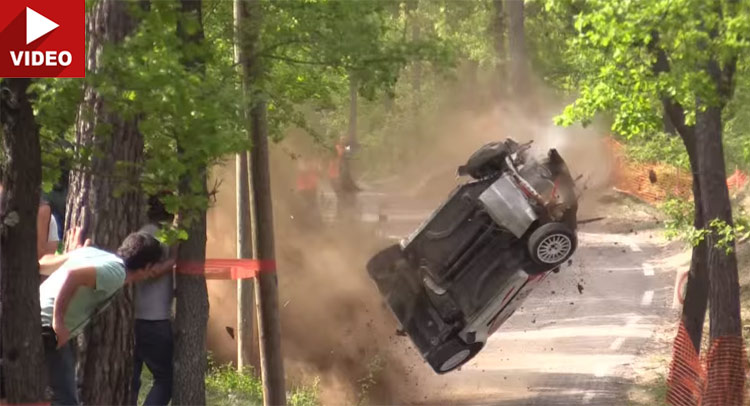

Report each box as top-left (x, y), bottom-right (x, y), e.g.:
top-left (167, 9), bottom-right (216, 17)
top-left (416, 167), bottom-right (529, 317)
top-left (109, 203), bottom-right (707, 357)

top-left (0, 0), bottom-right (85, 78)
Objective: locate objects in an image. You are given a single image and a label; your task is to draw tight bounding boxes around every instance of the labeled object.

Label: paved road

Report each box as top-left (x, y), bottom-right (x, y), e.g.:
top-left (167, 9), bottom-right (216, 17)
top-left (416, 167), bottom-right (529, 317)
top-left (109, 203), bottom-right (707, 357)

top-left (367, 192), bottom-right (680, 405)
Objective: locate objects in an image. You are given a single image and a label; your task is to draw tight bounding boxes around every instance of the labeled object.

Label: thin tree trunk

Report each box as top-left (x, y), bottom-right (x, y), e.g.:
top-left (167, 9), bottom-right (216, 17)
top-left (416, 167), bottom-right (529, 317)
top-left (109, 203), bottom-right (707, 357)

top-left (233, 0), bottom-right (260, 373)
top-left (66, 1), bottom-right (145, 404)
top-left (236, 150), bottom-right (258, 371)
top-left (172, 1), bottom-right (210, 404)
top-left (347, 75), bottom-right (358, 149)
top-left (337, 74), bottom-right (358, 215)
top-left (239, 0), bottom-right (286, 403)
top-left (491, 0), bottom-right (507, 99)
top-left (506, 0), bottom-right (528, 98)
top-left (0, 78), bottom-right (46, 403)
top-left (407, 0), bottom-right (421, 135)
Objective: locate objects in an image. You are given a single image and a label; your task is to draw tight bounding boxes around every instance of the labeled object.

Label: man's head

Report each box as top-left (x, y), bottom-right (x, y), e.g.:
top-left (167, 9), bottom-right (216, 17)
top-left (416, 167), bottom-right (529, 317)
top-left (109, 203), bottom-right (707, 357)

top-left (147, 192), bottom-right (174, 224)
top-left (117, 232), bottom-right (163, 274)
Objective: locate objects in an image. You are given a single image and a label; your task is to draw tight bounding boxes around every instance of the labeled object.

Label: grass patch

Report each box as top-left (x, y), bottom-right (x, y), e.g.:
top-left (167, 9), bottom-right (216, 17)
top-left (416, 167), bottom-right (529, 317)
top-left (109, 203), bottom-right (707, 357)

top-left (356, 355), bottom-right (384, 406)
top-left (628, 371), bottom-right (668, 406)
top-left (135, 359), bottom-right (320, 406)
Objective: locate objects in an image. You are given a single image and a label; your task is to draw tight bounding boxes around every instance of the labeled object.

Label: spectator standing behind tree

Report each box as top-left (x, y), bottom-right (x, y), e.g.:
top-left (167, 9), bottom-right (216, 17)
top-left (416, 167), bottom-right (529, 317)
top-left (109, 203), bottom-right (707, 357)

top-left (0, 177), bottom-right (58, 258)
top-left (131, 195), bottom-right (178, 406)
top-left (38, 232), bottom-right (165, 406)
top-left (38, 198), bottom-right (60, 258)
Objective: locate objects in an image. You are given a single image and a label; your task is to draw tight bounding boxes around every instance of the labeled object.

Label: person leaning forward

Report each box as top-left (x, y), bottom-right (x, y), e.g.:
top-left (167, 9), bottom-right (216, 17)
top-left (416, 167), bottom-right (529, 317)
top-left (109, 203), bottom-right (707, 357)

top-left (38, 232), bottom-right (165, 406)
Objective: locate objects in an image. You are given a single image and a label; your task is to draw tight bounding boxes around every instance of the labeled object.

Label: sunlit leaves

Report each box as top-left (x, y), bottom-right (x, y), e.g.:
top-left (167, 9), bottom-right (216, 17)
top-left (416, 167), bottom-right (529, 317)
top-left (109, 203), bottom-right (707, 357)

top-left (550, 0), bottom-right (750, 142)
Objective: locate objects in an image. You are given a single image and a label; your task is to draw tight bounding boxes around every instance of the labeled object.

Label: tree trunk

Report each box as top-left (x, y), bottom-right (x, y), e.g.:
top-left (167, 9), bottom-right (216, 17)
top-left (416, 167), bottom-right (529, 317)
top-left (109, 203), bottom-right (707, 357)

top-left (239, 0), bottom-right (287, 403)
top-left (237, 150), bottom-right (258, 371)
top-left (173, 170), bottom-right (209, 406)
top-left (695, 104), bottom-right (741, 339)
top-left (346, 75), bottom-right (358, 150)
top-left (407, 0), bottom-right (421, 137)
top-left (233, 0), bottom-right (260, 374)
top-left (337, 74), bottom-right (358, 216)
top-left (696, 103), bottom-right (745, 403)
top-left (0, 78), bottom-right (46, 403)
top-left (663, 113), bottom-right (677, 135)
top-left (172, 1), bottom-right (211, 405)
top-left (491, 0), bottom-right (507, 99)
top-left (678, 131), bottom-right (708, 354)
top-left (66, 1), bottom-right (145, 404)
top-left (506, 0), bottom-right (528, 98)
top-left (657, 37), bottom-right (709, 354)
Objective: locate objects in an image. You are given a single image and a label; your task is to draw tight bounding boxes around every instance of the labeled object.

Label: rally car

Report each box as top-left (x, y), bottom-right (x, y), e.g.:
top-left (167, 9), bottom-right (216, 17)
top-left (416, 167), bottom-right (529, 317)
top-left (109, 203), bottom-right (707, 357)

top-left (367, 138), bottom-right (579, 373)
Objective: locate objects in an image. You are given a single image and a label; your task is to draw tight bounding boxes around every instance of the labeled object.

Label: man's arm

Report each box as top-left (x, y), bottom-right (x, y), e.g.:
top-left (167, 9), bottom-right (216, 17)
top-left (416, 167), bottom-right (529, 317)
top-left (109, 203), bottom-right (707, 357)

top-left (145, 244), bottom-right (178, 279)
top-left (36, 204), bottom-right (52, 259)
top-left (40, 229), bottom-right (92, 276)
top-left (52, 266), bottom-right (97, 347)
top-left (39, 253), bottom-right (70, 276)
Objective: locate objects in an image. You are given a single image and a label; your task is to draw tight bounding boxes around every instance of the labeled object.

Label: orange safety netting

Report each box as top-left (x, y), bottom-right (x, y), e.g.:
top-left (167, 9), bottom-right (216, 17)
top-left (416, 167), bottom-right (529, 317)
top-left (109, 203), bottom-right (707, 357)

top-left (607, 137), bottom-right (693, 204)
top-left (727, 169), bottom-right (749, 192)
top-left (667, 321), bottom-right (749, 406)
top-left (176, 259), bottom-right (276, 280)
top-left (606, 137), bottom-right (748, 204)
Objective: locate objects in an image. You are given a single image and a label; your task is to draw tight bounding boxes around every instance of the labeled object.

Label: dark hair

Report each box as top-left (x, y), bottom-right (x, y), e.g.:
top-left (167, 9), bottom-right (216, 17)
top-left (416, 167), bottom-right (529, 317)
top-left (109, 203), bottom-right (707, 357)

top-left (116, 232), bottom-right (163, 271)
top-left (147, 192), bottom-right (173, 224)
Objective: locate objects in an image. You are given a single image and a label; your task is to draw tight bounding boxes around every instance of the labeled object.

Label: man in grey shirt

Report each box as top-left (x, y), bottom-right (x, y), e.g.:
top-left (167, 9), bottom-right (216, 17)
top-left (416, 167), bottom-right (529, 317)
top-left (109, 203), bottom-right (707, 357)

top-left (131, 195), bottom-right (177, 406)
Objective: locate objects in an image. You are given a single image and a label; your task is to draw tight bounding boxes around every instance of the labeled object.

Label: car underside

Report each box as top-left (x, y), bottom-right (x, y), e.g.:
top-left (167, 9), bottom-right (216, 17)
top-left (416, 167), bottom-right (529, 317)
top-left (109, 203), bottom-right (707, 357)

top-left (367, 138), bottom-right (579, 373)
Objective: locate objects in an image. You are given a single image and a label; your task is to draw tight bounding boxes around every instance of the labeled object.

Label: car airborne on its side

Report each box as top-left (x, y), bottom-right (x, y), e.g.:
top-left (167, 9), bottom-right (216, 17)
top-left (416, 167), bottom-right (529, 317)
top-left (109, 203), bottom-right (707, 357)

top-left (367, 138), bottom-right (579, 374)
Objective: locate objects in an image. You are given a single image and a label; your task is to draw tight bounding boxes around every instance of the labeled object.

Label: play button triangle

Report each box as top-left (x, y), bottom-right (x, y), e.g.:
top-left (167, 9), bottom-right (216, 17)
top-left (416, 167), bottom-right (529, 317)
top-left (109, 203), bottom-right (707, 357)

top-left (26, 7), bottom-right (59, 45)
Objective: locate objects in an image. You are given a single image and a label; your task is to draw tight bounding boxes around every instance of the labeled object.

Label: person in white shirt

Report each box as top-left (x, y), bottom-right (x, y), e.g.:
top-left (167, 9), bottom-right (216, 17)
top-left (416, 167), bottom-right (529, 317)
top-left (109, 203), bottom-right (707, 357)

top-left (38, 199), bottom-right (60, 258)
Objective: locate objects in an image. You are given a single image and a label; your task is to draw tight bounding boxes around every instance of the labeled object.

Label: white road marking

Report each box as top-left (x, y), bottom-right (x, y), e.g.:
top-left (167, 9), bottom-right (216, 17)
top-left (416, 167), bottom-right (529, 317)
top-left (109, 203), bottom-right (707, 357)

top-left (642, 262), bottom-right (655, 276)
top-left (641, 290), bottom-right (654, 307)
top-left (625, 315), bottom-right (642, 327)
top-left (594, 364), bottom-right (609, 377)
top-left (582, 392), bottom-right (595, 404)
top-left (627, 239), bottom-right (642, 252)
top-left (609, 337), bottom-right (625, 351)
top-left (492, 325), bottom-right (652, 341)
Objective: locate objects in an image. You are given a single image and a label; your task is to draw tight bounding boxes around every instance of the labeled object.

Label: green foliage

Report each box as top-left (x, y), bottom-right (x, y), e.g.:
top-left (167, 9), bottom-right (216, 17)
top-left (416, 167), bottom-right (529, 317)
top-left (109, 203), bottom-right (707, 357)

top-left (660, 197), bottom-right (750, 252)
top-left (205, 363), bottom-right (264, 405)
top-left (30, 1), bottom-right (247, 236)
top-left (29, 78), bottom-right (81, 191)
top-left (288, 379), bottom-right (321, 406)
top-left (550, 0), bottom-right (750, 137)
top-left (259, 0), bottom-right (455, 147)
top-left (526, 0), bottom-right (584, 90)
top-left (622, 133), bottom-right (690, 170)
top-left (661, 197), bottom-right (695, 241)
top-left (204, 358), bottom-right (320, 406)
top-left (724, 59), bottom-right (750, 171)
top-left (136, 356), bottom-right (320, 406)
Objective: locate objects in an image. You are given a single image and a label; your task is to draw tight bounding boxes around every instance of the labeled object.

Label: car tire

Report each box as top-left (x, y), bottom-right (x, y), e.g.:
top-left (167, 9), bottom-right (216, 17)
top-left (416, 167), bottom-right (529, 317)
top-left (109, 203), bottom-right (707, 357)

top-left (528, 222), bottom-right (577, 267)
top-left (428, 339), bottom-right (484, 374)
top-left (367, 244), bottom-right (404, 281)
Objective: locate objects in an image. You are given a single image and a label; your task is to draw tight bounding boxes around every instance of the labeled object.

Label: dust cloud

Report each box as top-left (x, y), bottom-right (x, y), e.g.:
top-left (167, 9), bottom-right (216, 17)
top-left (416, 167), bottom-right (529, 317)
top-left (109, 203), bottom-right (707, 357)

top-left (205, 139), bottom-right (422, 405)
top-left (203, 77), bottom-right (613, 404)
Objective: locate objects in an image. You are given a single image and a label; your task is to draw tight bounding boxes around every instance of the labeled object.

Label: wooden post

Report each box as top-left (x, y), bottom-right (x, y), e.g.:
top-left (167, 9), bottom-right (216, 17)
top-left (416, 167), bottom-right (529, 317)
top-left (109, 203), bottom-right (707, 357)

top-left (233, 0), bottom-right (258, 373)
top-left (237, 0), bottom-right (286, 404)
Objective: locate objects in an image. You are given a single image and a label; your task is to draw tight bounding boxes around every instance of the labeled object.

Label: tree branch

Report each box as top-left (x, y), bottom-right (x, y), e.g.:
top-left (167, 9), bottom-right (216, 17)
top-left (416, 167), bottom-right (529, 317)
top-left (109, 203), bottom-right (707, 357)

top-left (648, 30), bottom-right (694, 140)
